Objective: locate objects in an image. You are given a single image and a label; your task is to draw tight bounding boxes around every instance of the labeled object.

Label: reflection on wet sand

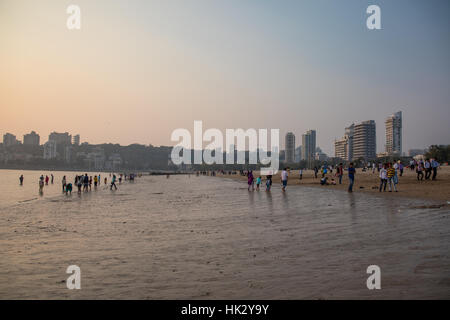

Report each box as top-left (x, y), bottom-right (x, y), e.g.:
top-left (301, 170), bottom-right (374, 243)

top-left (0, 171), bottom-right (449, 299)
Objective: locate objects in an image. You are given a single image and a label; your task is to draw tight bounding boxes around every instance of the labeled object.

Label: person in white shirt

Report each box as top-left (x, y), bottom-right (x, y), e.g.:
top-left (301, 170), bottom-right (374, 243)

top-left (379, 164), bottom-right (388, 192)
top-left (281, 168), bottom-right (289, 191)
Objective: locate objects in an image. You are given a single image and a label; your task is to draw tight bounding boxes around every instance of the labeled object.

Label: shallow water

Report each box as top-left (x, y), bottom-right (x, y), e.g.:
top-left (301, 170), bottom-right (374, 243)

top-left (0, 169), bottom-right (449, 299)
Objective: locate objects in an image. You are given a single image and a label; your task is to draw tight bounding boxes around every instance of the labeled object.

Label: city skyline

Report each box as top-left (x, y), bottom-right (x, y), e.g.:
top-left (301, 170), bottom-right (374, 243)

top-left (1, 0), bottom-right (449, 155)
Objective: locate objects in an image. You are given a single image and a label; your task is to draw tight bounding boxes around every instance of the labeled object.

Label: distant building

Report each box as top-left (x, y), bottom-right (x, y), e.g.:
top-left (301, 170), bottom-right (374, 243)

top-left (353, 120), bottom-right (376, 161)
top-left (334, 124), bottom-right (354, 162)
top-left (23, 131), bottom-right (40, 146)
top-left (409, 149), bottom-right (427, 157)
top-left (385, 111), bottom-right (402, 155)
top-left (86, 147), bottom-right (105, 169)
top-left (294, 146), bottom-right (302, 162)
top-left (3, 133), bottom-right (20, 147)
top-left (315, 147), bottom-right (328, 161)
top-left (284, 132), bottom-right (295, 163)
top-left (48, 132), bottom-right (72, 145)
top-left (73, 134), bottom-right (80, 146)
top-left (43, 140), bottom-right (57, 159)
top-left (301, 130), bottom-right (316, 167)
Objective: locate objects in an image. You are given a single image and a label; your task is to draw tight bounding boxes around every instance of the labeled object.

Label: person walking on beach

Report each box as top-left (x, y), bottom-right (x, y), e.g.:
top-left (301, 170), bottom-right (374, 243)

top-left (431, 158), bottom-right (439, 180)
top-left (62, 175), bottom-right (66, 193)
top-left (424, 159), bottom-right (432, 180)
top-left (387, 163), bottom-right (397, 192)
top-left (83, 174), bottom-right (89, 192)
top-left (347, 163), bottom-right (355, 193)
top-left (416, 161), bottom-right (424, 181)
top-left (398, 161), bottom-right (404, 177)
top-left (104, 177), bottom-right (108, 185)
top-left (247, 170), bottom-right (254, 191)
top-left (313, 166), bottom-right (318, 179)
top-left (51, 174), bottom-right (54, 184)
top-left (45, 175), bottom-right (49, 185)
top-left (266, 175), bottom-right (272, 191)
top-left (94, 175), bottom-right (98, 188)
top-left (337, 163), bottom-right (343, 185)
top-left (281, 168), bottom-right (289, 191)
top-left (110, 174), bottom-right (118, 190)
top-left (379, 164), bottom-right (388, 192)
top-left (39, 175), bottom-right (44, 193)
top-left (19, 175), bottom-right (24, 186)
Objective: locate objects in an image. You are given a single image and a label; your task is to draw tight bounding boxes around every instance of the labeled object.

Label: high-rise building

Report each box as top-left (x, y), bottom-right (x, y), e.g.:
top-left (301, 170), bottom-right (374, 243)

top-left (73, 134), bottom-right (80, 146)
top-left (23, 131), bottom-right (40, 146)
top-left (315, 147), bottom-right (328, 161)
top-left (284, 132), bottom-right (295, 163)
top-left (385, 111), bottom-right (402, 155)
top-left (301, 130), bottom-right (316, 166)
top-left (353, 120), bottom-right (376, 161)
top-left (43, 140), bottom-right (57, 159)
top-left (334, 124), bottom-right (354, 162)
top-left (3, 133), bottom-right (20, 146)
top-left (48, 132), bottom-right (72, 145)
top-left (295, 146), bottom-right (302, 162)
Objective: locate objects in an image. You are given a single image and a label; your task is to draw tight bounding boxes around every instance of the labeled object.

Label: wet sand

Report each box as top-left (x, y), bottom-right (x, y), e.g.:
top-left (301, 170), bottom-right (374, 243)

top-left (217, 166), bottom-right (450, 202)
top-left (0, 172), bottom-right (449, 299)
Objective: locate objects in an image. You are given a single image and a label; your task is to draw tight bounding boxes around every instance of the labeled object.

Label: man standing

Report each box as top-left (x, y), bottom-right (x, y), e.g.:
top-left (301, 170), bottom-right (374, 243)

top-left (424, 159), bottom-right (432, 180)
top-left (347, 163), bottom-right (355, 193)
top-left (387, 163), bottom-right (397, 192)
top-left (431, 158), bottom-right (439, 180)
top-left (337, 163), bottom-right (344, 184)
top-left (281, 168), bottom-right (289, 192)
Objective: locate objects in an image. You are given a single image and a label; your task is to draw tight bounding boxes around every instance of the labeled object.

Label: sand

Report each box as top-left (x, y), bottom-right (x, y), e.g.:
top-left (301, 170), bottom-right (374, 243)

top-left (216, 165), bottom-right (450, 202)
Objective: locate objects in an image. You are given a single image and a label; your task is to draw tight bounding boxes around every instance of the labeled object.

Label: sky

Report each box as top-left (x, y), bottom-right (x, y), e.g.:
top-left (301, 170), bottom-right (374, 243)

top-left (0, 0), bottom-right (449, 155)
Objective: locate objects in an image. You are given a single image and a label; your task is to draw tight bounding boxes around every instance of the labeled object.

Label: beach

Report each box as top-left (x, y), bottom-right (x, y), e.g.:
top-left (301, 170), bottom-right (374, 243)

top-left (217, 165), bottom-right (450, 202)
top-left (0, 169), bottom-right (449, 299)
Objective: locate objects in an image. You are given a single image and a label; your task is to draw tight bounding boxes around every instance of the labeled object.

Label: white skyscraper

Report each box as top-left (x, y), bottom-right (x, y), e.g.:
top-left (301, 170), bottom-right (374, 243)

top-left (385, 111), bottom-right (402, 155)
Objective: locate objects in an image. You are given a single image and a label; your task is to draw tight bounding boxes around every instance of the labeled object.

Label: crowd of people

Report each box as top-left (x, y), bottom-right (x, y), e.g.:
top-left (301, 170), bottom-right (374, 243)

top-left (239, 157), bottom-right (442, 194)
top-left (22, 172), bottom-right (141, 195)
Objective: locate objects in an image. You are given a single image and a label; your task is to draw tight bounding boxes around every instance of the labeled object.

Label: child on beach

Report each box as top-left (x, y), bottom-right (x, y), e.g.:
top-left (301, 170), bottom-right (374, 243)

top-left (266, 175), bottom-right (272, 191)
top-left (65, 183), bottom-right (72, 195)
top-left (256, 176), bottom-right (261, 190)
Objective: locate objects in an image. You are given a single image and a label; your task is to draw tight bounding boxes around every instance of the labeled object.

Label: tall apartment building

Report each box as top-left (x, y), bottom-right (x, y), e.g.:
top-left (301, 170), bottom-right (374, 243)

top-left (23, 131), bottom-right (40, 146)
top-left (301, 130), bottom-right (316, 166)
top-left (73, 134), bottom-right (80, 146)
top-left (385, 111), bottom-right (402, 155)
top-left (334, 124), bottom-right (354, 162)
top-left (353, 120), bottom-right (376, 161)
top-left (43, 140), bottom-right (57, 159)
top-left (3, 133), bottom-right (20, 146)
top-left (48, 132), bottom-right (72, 145)
top-left (284, 132), bottom-right (295, 163)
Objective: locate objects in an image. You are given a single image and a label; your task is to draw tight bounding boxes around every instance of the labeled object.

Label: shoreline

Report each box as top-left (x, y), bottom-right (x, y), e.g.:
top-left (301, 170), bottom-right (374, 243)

top-left (214, 166), bottom-right (450, 203)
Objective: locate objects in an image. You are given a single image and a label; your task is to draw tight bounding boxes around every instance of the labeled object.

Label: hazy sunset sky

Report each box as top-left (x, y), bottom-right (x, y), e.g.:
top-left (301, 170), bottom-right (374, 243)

top-left (1, 0), bottom-right (449, 155)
